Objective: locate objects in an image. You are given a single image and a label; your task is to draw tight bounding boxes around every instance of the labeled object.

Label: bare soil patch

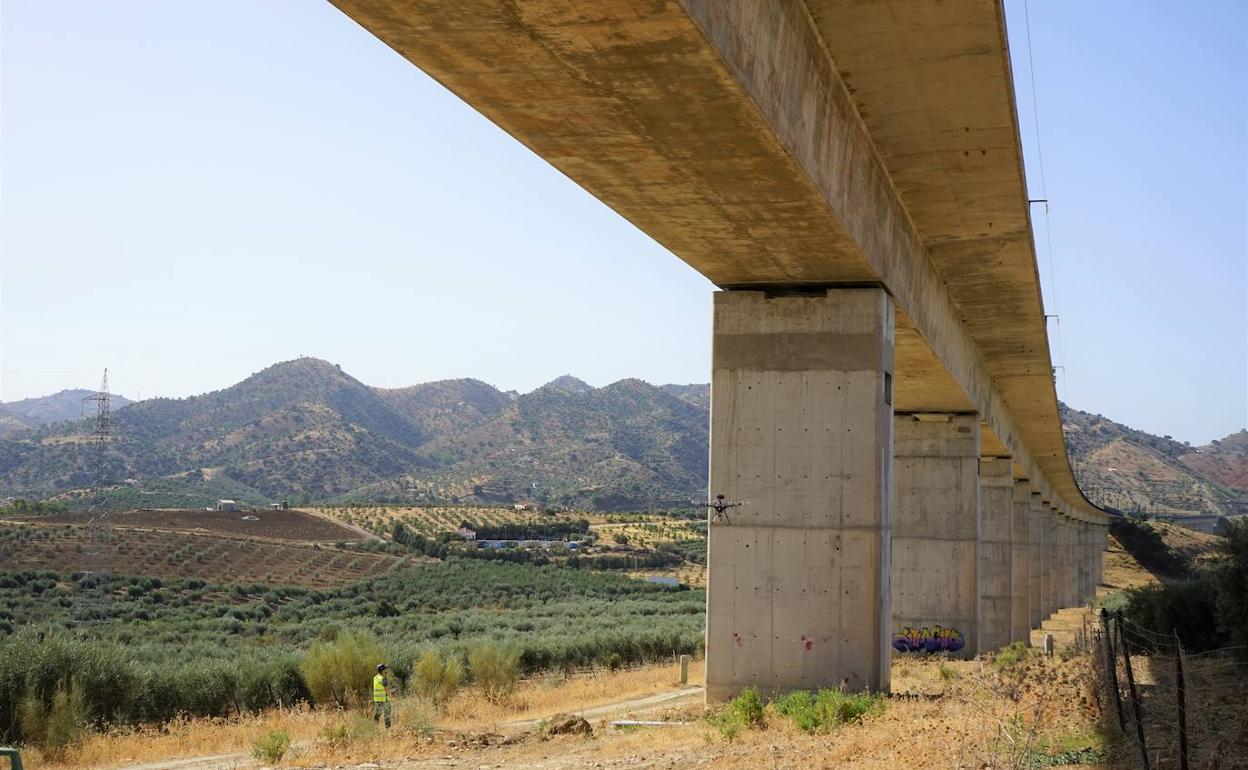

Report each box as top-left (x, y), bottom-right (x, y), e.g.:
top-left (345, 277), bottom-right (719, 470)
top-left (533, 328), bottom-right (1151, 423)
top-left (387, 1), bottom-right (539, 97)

top-left (0, 522), bottom-right (408, 587)
top-left (25, 508), bottom-right (362, 543)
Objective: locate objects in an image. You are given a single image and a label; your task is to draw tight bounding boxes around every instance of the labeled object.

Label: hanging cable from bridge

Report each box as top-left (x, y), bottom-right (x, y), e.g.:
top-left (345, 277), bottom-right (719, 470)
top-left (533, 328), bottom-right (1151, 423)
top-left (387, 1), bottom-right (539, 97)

top-left (1023, 0), bottom-right (1067, 381)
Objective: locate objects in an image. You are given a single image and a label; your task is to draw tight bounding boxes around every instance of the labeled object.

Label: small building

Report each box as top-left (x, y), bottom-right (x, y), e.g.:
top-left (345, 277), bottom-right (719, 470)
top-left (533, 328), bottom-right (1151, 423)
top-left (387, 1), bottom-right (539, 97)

top-left (456, 526), bottom-right (477, 541)
top-left (216, 499), bottom-right (240, 512)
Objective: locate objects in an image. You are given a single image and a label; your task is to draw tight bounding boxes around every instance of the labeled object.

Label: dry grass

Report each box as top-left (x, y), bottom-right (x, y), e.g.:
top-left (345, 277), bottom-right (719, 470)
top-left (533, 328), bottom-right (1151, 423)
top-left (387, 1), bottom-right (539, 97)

top-left (29, 649), bottom-right (1119, 770)
top-left (31, 660), bottom-right (703, 770)
top-left (441, 658), bottom-right (703, 730)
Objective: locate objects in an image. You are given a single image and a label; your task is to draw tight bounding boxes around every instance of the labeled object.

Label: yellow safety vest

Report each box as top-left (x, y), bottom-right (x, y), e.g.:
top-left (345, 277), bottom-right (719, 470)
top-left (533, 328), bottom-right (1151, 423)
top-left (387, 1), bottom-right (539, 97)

top-left (373, 674), bottom-right (388, 703)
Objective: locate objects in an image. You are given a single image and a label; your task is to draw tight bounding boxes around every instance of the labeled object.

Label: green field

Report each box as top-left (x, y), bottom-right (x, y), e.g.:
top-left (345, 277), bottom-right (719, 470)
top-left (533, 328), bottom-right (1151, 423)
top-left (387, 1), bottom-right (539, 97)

top-left (0, 558), bottom-right (704, 743)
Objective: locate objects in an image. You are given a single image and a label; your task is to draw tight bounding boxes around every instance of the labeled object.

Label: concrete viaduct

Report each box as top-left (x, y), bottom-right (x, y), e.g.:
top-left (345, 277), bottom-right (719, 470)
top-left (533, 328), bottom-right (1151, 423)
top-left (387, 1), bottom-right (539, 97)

top-left (329, 0), bottom-right (1112, 699)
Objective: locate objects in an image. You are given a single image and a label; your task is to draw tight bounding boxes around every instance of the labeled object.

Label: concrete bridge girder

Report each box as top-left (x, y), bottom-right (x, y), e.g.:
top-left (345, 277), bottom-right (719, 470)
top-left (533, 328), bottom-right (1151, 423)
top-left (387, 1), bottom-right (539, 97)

top-left (329, 0), bottom-right (1103, 524)
top-left (327, 0), bottom-right (1113, 699)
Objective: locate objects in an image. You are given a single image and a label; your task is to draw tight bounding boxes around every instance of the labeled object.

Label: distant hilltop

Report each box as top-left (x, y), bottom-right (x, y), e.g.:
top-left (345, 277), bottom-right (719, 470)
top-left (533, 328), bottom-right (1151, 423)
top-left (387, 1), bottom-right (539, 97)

top-left (0, 358), bottom-right (708, 511)
top-left (0, 357), bottom-right (1241, 516)
top-left (0, 389), bottom-right (133, 435)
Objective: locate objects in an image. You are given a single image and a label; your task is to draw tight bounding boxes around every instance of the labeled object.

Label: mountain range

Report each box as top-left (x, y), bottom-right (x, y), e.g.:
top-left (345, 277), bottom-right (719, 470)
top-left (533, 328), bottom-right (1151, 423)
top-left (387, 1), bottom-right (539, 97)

top-left (0, 358), bottom-right (1243, 515)
top-left (0, 359), bottom-right (708, 510)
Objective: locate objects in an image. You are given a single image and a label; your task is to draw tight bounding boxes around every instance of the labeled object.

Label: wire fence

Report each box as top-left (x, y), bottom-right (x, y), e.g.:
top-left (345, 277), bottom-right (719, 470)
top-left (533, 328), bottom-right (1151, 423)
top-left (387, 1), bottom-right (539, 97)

top-left (1090, 609), bottom-right (1248, 770)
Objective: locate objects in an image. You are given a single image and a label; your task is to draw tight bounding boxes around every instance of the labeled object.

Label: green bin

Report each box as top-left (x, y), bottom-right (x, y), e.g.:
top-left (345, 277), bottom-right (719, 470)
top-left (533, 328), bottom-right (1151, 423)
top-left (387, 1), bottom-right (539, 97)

top-left (0, 748), bottom-right (22, 770)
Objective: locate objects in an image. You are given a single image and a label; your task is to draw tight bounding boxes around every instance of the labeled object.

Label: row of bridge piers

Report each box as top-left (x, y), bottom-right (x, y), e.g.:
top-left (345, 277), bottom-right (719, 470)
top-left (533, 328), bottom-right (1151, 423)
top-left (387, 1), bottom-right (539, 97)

top-left (704, 289), bottom-right (1108, 701)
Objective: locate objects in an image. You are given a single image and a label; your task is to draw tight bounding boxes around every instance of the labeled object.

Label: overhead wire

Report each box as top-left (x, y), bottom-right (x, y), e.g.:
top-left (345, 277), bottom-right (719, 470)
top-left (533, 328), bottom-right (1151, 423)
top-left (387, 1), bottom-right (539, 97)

top-left (1022, 0), bottom-right (1067, 380)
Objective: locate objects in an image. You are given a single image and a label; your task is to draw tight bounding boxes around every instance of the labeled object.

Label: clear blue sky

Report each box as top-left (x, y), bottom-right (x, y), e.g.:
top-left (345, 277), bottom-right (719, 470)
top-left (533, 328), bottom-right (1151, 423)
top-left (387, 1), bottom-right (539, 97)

top-left (2, 1), bottom-right (1244, 445)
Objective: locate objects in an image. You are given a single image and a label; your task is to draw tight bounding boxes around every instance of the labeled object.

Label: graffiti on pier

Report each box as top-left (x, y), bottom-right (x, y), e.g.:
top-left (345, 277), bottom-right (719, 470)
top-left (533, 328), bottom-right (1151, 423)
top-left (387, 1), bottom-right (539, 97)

top-left (892, 625), bottom-right (966, 653)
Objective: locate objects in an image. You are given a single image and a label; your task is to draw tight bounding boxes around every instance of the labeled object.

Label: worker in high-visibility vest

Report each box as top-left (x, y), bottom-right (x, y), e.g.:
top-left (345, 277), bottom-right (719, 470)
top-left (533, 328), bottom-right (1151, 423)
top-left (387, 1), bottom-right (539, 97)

top-left (372, 663), bottom-right (392, 728)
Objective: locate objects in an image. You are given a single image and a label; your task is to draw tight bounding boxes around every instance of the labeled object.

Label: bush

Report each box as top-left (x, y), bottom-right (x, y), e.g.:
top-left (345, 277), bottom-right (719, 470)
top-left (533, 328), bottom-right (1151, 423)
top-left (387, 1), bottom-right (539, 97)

top-left (251, 728), bottom-right (290, 763)
top-left (1214, 520), bottom-right (1248, 658)
top-left (301, 632), bottom-right (386, 709)
top-left (1120, 520), bottom-right (1248, 658)
top-left (992, 641), bottom-right (1029, 671)
top-left (709, 686), bottom-right (765, 740)
top-left (1122, 576), bottom-right (1225, 652)
top-left (0, 630), bottom-right (136, 744)
top-left (411, 651), bottom-right (463, 707)
top-left (317, 722), bottom-right (350, 749)
top-left (317, 713), bottom-right (377, 748)
top-left (20, 678), bottom-right (88, 759)
top-left (468, 642), bottom-right (520, 703)
top-left (772, 688), bottom-right (883, 733)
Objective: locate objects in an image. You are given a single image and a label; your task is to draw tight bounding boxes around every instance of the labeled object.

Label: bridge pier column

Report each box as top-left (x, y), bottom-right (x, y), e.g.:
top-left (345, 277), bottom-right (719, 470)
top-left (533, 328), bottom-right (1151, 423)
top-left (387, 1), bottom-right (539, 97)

top-left (978, 457), bottom-right (1013, 653)
top-left (705, 288), bottom-right (894, 701)
top-left (1060, 514), bottom-right (1075, 608)
top-left (1088, 523), bottom-right (1100, 601)
top-left (1043, 506), bottom-right (1059, 618)
top-left (1073, 521), bottom-right (1084, 604)
top-left (1028, 492), bottom-right (1043, 629)
top-left (1095, 525), bottom-right (1107, 593)
top-left (892, 413), bottom-right (979, 659)
top-left (1079, 522), bottom-right (1091, 603)
top-left (1011, 480), bottom-right (1031, 644)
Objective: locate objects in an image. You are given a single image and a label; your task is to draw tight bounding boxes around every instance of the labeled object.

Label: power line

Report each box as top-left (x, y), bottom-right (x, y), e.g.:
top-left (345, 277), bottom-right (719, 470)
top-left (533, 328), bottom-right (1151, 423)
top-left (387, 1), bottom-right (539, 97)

top-left (1022, 0), bottom-right (1066, 377)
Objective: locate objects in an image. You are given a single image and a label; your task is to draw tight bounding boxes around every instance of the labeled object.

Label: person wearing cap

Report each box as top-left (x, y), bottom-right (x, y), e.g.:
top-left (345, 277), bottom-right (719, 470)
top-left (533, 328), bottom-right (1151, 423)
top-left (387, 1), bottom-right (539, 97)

top-left (372, 663), bottom-right (392, 728)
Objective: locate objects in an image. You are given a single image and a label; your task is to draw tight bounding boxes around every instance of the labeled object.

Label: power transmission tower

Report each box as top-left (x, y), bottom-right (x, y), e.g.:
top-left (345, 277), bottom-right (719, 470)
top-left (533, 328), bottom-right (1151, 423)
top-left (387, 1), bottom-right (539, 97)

top-left (82, 369), bottom-right (111, 514)
top-left (75, 368), bottom-right (112, 625)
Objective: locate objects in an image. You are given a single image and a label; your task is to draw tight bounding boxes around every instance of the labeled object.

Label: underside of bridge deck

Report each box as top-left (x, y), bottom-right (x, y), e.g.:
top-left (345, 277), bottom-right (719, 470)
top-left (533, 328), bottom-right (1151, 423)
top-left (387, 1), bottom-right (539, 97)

top-left (327, 0), bottom-right (1111, 698)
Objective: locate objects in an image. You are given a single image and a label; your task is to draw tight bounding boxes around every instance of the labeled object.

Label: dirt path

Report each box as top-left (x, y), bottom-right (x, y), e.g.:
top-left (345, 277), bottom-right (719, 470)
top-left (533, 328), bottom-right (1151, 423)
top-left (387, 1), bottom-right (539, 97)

top-left (91, 685), bottom-right (704, 770)
top-left (110, 752), bottom-right (252, 770)
top-left (499, 684), bottom-right (703, 731)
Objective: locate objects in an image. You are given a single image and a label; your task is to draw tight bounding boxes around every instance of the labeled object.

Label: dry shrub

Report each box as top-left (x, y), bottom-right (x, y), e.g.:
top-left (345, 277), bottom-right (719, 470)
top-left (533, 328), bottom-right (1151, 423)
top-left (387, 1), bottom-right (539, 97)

top-left (467, 643), bottom-right (520, 704)
top-left (300, 632), bottom-right (384, 709)
top-left (411, 651), bottom-right (463, 708)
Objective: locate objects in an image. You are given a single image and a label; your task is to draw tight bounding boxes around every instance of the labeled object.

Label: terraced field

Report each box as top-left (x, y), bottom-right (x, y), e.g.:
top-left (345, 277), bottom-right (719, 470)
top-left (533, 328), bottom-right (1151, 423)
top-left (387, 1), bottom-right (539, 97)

top-left (591, 520), bottom-right (704, 548)
top-left (0, 522), bottom-right (409, 588)
top-left (316, 505), bottom-right (585, 537)
top-left (27, 507), bottom-right (363, 543)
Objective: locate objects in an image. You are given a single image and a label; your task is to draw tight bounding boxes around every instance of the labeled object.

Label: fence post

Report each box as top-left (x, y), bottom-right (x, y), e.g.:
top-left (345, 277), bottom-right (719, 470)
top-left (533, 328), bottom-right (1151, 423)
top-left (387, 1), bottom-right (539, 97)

top-left (1175, 631), bottom-right (1189, 770)
top-left (1102, 609), bottom-right (1125, 731)
top-left (1117, 610), bottom-right (1150, 770)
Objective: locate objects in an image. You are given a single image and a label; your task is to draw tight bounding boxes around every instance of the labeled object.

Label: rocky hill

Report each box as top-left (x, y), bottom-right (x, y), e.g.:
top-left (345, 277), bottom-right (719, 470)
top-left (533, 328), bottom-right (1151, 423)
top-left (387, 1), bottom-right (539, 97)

top-left (350, 376), bottom-right (707, 509)
top-left (0, 360), bottom-right (1241, 514)
top-left (0, 389), bottom-right (133, 436)
top-left (1062, 404), bottom-right (1248, 516)
top-left (0, 359), bottom-right (707, 510)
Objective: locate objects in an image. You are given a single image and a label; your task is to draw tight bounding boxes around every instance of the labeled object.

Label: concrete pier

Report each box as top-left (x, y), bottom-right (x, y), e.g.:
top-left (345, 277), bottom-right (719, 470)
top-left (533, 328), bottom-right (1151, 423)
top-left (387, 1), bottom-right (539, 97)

top-left (892, 413), bottom-right (979, 659)
top-left (1028, 492), bottom-right (1043, 629)
top-left (1011, 480), bottom-right (1031, 643)
top-left (978, 458), bottom-right (1014, 653)
top-left (705, 288), bottom-right (894, 700)
top-left (1059, 515), bottom-right (1075, 608)
top-left (1043, 506), bottom-right (1059, 618)
top-left (1075, 522), bottom-right (1088, 603)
